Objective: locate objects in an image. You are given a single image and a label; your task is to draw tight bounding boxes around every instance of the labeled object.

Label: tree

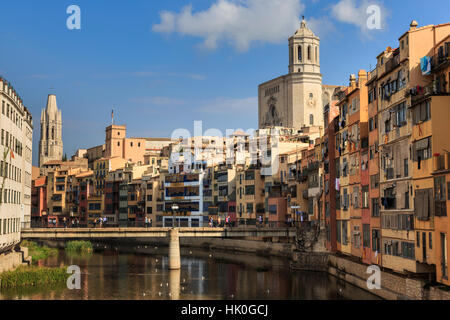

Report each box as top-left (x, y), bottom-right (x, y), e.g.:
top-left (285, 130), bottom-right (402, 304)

top-left (62, 153), bottom-right (67, 162)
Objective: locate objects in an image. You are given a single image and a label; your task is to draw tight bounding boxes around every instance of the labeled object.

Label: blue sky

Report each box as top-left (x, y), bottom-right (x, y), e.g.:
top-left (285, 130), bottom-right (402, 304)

top-left (0, 0), bottom-right (448, 166)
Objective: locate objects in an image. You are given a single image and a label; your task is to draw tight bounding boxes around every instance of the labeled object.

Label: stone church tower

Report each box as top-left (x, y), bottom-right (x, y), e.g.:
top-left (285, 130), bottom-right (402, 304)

top-left (39, 94), bottom-right (63, 167)
top-left (258, 18), bottom-right (338, 131)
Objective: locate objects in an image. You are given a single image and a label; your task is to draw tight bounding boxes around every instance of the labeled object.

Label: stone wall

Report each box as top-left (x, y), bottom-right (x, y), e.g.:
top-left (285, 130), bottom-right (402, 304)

top-left (328, 254), bottom-right (450, 300)
top-left (0, 247), bottom-right (31, 273)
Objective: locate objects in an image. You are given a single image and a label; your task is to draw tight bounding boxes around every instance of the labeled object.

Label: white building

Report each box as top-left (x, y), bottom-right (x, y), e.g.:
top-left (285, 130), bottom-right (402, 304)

top-left (0, 77), bottom-right (33, 253)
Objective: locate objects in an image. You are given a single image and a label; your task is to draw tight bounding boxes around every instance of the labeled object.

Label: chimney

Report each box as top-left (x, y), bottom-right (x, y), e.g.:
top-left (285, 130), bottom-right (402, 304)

top-left (410, 20), bottom-right (418, 31)
top-left (349, 74), bottom-right (357, 89)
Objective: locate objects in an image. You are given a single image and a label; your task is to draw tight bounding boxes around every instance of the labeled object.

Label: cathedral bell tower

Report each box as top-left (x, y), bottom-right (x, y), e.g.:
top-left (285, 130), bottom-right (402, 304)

top-left (288, 17), bottom-right (320, 75)
top-left (39, 94), bottom-right (63, 167)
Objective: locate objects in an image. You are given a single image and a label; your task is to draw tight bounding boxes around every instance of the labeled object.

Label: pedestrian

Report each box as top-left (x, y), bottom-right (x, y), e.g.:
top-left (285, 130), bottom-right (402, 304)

top-left (259, 215), bottom-right (263, 227)
top-left (63, 217), bottom-right (67, 228)
top-left (145, 216), bottom-right (148, 228)
top-left (71, 219), bottom-right (75, 228)
top-left (93, 219), bottom-right (96, 228)
top-left (150, 218), bottom-right (153, 227)
top-left (218, 216), bottom-right (221, 227)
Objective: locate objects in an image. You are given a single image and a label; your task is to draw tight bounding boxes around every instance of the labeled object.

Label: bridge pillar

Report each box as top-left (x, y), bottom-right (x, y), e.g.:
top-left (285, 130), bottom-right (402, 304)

top-left (168, 228), bottom-right (181, 270)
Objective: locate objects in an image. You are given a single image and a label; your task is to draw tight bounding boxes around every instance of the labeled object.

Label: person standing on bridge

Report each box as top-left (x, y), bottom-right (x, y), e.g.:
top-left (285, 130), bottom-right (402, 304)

top-left (150, 217), bottom-right (152, 227)
top-left (145, 216), bottom-right (148, 228)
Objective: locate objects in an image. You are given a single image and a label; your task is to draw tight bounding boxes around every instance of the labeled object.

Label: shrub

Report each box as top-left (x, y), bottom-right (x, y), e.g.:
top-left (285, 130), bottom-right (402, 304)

top-left (0, 266), bottom-right (69, 288)
top-left (65, 241), bottom-right (93, 253)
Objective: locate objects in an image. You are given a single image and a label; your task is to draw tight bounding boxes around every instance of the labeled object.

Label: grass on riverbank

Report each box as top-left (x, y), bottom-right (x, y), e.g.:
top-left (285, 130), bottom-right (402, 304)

top-left (65, 240), bottom-right (93, 253)
top-left (0, 266), bottom-right (69, 288)
top-left (20, 240), bottom-right (58, 263)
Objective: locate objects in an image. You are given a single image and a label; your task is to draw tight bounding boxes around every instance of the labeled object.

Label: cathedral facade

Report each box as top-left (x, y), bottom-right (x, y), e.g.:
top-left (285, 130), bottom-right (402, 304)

top-left (258, 19), bottom-right (339, 131)
top-left (39, 94), bottom-right (63, 167)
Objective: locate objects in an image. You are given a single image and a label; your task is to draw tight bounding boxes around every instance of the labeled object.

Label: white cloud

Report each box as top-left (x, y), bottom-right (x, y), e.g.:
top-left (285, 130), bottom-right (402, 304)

top-left (330, 0), bottom-right (387, 33)
top-left (153, 0), bottom-right (305, 52)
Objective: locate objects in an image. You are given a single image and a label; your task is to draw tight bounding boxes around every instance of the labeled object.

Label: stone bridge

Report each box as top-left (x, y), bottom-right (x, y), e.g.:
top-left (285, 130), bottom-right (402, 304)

top-left (21, 227), bottom-right (296, 269)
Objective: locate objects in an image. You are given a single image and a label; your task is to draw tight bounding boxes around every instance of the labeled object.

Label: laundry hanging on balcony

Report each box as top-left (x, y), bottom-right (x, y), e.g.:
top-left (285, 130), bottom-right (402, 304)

top-left (420, 56), bottom-right (431, 75)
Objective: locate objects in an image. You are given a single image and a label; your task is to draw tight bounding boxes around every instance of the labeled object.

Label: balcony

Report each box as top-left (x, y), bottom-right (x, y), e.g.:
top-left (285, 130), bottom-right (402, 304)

top-left (431, 45), bottom-right (450, 72)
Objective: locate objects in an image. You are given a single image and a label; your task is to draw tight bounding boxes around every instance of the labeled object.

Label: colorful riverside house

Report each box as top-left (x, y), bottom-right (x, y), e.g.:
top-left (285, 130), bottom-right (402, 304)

top-left (411, 33), bottom-right (450, 282)
top-left (209, 163), bottom-right (236, 225)
top-left (76, 170), bottom-right (94, 227)
top-left (323, 92), bottom-right (343, 252)
top-left (376, 21), bottom-right (450, 274)
top-left (164, 157), bottom-right (207, 227)
top-left (335, 71), bottom-right (369, 259)
top-left (366, 67), bottom-right (382, 266)
top-left (265, 152), bottom-right (289, 228)
top-left (335, 86), bottom-right (351, 256)
top-left (236, 164), bottom-right (265, 227)
top-left (31, 176), bottom-right (47, 227)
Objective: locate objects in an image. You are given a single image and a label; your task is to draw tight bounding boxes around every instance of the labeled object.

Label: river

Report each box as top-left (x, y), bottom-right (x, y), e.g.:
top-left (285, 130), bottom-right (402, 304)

top-left (0, 248), bottom-right (380, 300)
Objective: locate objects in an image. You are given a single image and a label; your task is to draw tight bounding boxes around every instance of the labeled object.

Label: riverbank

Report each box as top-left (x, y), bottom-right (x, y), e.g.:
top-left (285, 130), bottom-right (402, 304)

top-left (0, 242), bottom-right (68, 289)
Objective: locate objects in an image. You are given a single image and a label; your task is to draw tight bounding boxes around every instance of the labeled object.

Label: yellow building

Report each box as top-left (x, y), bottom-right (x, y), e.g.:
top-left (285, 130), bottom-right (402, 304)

top-left (235, 165), bottom-right (265, 226)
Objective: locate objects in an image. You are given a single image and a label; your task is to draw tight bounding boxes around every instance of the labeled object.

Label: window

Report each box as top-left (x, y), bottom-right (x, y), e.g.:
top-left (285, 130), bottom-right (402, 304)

top-left (342, 221), bottom-right (348, 245)
top-left (310, 114), bottom-right (314, 125)
top-left (413, 100), bottom-right (431, 124)
top-left (370, 174), bottom-right (379, 189)
top-left (353, 226), bottom-right (361, 248)
top-left (435, 176), bottom-right (447, 216)
top-left (245, 185), bottom-right (255, 195)
top-left (414, 189), bottom-right (433, 221)
top-left (429, 232), bottom-right (433, 249)
top-left (363, 224), bottom-right (370, 248)
top-left (413, 137), bottom-right (432, 165)
top-left (362, 186), bottom-right (369, 208)
top-left (307, 45), bottom-right (311, 61)
top-left (369, 117), bottom-right (375, 131)
top-left (385, 118), bottom-right (391, 133)
top-left (372, 198), bottom-right (380, 217)
top-left (394, 102), bottom-right (406, 127)
top-left (372, 229), bottom-right (381, 252)
top-left (337, 220), bottom-right (342, 243)
top-left (404, 159), bottom-right (409, 177)
top-left (298, 45), bottom-right (302, 62)
top-left (269, 205), bottom-right (277, 215)
top-left (382, 187), bottom-right (396, 210)
top-left (246, 203), bottom-right (253, 213)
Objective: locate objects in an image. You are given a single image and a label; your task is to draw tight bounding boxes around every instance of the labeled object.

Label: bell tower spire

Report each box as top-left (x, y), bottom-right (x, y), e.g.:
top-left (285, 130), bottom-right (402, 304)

top-left (288, 16), bottom-right (320, 74)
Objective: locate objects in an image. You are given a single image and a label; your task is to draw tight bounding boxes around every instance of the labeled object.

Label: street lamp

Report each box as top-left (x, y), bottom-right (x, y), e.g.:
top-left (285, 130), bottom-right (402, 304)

top-left (172, 204), bottom-right (179, 228)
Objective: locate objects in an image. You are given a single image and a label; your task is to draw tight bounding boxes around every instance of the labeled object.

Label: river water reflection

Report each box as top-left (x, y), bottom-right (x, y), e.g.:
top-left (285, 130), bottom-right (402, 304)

top-left (0, 249), bottom-right (380, 300)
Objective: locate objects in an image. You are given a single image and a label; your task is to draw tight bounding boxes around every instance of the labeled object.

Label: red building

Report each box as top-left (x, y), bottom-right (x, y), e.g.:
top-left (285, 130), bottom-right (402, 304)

top-left (31, 176), bottom-right (47, 227)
